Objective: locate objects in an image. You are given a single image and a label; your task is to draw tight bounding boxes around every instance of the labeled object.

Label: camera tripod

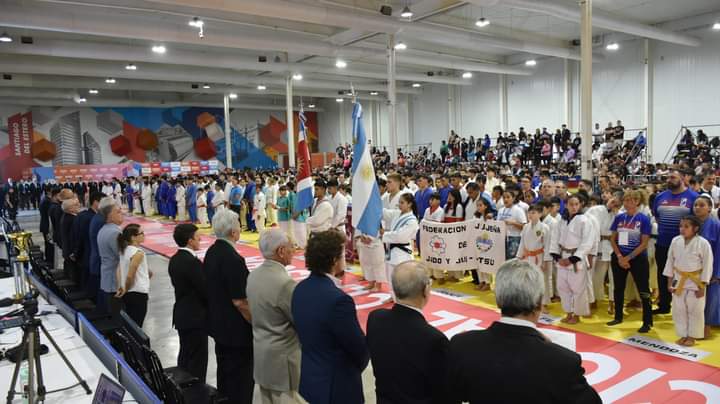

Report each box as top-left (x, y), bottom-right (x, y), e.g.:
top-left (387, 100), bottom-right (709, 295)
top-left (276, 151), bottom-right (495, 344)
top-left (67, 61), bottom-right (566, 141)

top-left (5, 293), bottom-right (92, 404)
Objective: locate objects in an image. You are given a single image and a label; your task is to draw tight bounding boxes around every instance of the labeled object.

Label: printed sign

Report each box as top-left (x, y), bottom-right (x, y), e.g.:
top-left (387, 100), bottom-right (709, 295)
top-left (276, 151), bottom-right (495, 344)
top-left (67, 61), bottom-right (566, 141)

top-left (622, 335), bottom-right (711, 362)
top-left (420, 219), bottom-right (506, 273)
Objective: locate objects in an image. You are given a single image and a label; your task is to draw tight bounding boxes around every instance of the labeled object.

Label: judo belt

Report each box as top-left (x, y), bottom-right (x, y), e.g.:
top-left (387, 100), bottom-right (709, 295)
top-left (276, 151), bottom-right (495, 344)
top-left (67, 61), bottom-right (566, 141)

top-left (672, 268), bottom-right (704, 296)
top-left (559, 244), bottom-right (579, 272)
top-left (524, 247), bottom-right (544, 266)
top-left (386, 243), bottom-right (412, 260)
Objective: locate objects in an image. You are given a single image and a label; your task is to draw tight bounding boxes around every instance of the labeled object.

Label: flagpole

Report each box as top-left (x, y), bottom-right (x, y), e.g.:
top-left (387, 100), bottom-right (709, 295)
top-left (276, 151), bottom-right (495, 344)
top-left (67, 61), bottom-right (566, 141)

top-left (286, 75), bottom-right (296, 169)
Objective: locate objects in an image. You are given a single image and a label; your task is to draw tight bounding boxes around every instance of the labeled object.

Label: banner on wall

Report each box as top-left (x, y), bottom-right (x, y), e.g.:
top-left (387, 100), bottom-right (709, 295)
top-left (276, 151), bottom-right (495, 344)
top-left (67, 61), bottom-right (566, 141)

top-left (140, 160), bottom-right (219, 176)
top-left (54, 164), bottom-right (129, 182)
top-left (419, 219), bottom-right (506, 273)
top-left (1, 112), bottom-right (35, 181)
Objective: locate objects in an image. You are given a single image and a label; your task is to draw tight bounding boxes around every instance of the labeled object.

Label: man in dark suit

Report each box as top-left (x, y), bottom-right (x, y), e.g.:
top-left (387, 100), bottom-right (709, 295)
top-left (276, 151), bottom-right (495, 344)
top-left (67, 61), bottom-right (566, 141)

top-left (168, 224), bottom-right (208, 383)
top-left (72, 192), bottom-right (103, 291)
top-left (204, 209), bottom-right (254, 403)
top-left (367, 261), bottom-right (448, 404)
top-left (446, 260), bottom-right (601, 404)
top-left (292, 230), bottom-right (369, 404)
top-left (39, 188), bottom-right (54, 265)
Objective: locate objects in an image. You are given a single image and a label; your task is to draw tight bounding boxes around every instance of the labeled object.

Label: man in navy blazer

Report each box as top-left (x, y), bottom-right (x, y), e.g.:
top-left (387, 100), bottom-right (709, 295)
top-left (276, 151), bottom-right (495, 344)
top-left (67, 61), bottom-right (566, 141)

top-left (292, 230), bottom-right (369, 404)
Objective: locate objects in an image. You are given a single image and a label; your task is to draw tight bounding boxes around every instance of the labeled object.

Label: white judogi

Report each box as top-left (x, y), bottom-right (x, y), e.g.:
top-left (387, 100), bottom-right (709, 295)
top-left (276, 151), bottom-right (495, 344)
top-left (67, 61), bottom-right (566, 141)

top-left (550, 213), bottom-right (594, 316)
top-left (265, 183), bottom-right (279, 227)
top-left (224, 182), bottom-right (233, 204)
top-left (355, 231), bottom-right (386, 283)
top-left (517, 221), bottom-right (550, 270)
top-left (151, 182), bottom-right (158, 214)
top-left (212, 190), bottom-right (226, 212)
top-left (329, 192), bottom-right (349, 232)
top-left (197, 193), bottom-right (208, 225)
top-left (253, 191), bottom-right (267, 232)
top-left (382, 211), bottom-right (419, 301)
top-left (132, 182), bottom-right (141, 214)
top-left (464, 196), bottom-right (478, 220)
top-left (141, 183), bottom-right (152, 216)
top-left (381, 189), bottom-right (412, 230)
top-left (585, 213), bottom-right (601, 303)
top-left (586, 205), bottom-right (615, 303)
top-left (664, 235), bottom-right (713, 339)
top-left (175, 185), bottom-right (186, 221)
top-left (542, 215), bottom-right (559, 304)
top-left (306, 197), bottom-right (333, 234)
top-left (423, 207), bottom-right (444, 222)
top-left (113, 183), bottom-right (122, 207)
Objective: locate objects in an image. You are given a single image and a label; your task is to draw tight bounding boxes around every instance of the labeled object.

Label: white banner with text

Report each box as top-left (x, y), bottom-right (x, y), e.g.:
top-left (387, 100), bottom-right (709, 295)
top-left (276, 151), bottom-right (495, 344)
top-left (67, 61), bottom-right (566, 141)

top-left (419, 219), bottom-right (506, 273)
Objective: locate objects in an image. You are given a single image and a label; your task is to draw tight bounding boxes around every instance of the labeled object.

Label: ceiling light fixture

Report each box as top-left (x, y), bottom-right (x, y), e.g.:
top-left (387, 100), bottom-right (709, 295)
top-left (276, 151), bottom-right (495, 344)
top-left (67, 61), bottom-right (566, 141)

top-left (394, 41), bottom-right (407, 50)
top-left (525, 59), bottom-right (537, 66)
top-left (335, 59), bottom-right (347, 69)
top-left (606, 42), bottom-right (619, 51)
top-left (370, 91), bottom-right (379, 96)
top-left (475, 17), bottom-right (490, 28)
top-left (125, 63), bottom-right (137, 70)
top-left (202, 83), bottom-right (210, 89)
top-left (189, 17), bottom-right (204, 28)
top-left (228, 93), bottom-right (238, 99)
top-left (713, 22), bottom-right (720, 30)
top-left (105, 78), bottom-right (116, 84)
top-left (257, 84), bottom-right (267, 91)
top-left (77, 97), bottom-right (87, 103)
top-left (462, 72), bottom-right (473, 79)
top-left (412, 83), bottom-right (422, 88)
top-left (400, 6), bottom-right (413, 18)
top-left (335, 98), bottom-right (344, 103)
top-left (88, 89), bottom-right (99, 94)
top-left (308, 103), bottom-right (316, 108)
top-left (0, 32), bottom-right (12, 43)
top-left (151, 45), bottom-right (166, 54)
top-left (292, 73), bottom-right (303, 81)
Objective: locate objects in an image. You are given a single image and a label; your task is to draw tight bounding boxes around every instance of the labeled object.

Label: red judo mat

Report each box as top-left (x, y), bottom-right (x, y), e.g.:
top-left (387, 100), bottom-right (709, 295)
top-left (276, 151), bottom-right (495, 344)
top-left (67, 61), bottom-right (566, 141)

top-left (127, 216), bottom-right (720, 403)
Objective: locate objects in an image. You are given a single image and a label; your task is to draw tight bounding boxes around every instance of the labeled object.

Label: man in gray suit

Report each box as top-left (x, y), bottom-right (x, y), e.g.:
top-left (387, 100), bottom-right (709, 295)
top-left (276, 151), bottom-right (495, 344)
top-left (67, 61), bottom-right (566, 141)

top-left (247, 228), bottom-right (303, 404)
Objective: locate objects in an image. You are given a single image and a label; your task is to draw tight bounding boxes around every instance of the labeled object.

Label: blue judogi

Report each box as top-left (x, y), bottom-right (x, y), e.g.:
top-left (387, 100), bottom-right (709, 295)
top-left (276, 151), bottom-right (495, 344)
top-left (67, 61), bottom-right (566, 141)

top-left (207, 190), bottom-right (215, 222)
top-left (244, 181), bottom-right (256, 231)
top-left (168, 186), bottom-right (177, 219)
top-left (126, 184), bottom-right (134, 213)
top-left (158, 180), bottom-right (170, 217)
top-left (186, 183), bottom-right (198, 223)
top-left (700, 216), bottom-right (720, 326)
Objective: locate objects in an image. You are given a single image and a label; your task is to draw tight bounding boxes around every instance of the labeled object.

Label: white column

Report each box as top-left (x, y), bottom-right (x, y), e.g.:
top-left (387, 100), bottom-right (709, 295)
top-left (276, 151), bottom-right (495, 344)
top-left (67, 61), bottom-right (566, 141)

top-left (285, 76), bottom-right (295, 168)
top-left (223, 94), bottom-right (232, 168)
top-left (499, 74), bottom-right (508, 133)
top-left (563, 58), bottom-right (573, 129)
top-left (580, 0), bottom-right (593, 180)
top-left (643, 39), bottom-right (654, 161)
top-left (387, 34), bottom-right (397, 161)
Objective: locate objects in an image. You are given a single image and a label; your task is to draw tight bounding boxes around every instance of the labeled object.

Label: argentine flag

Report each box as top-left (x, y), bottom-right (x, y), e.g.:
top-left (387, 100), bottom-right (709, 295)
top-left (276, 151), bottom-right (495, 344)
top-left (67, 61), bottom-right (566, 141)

top-left (351, 102), bottom-right (383, 237)
top-left (294, 110), bottom-right (314, 214)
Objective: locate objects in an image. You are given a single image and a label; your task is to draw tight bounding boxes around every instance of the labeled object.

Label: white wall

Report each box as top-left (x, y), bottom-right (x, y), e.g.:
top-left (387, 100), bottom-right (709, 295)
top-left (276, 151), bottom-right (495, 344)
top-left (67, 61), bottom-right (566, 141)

top-left (507, 58), bottom-right (566, 132)
top-left (457, 73), bottom-right (501, 139)
top-left (409, 83), bottom-right (449, 150)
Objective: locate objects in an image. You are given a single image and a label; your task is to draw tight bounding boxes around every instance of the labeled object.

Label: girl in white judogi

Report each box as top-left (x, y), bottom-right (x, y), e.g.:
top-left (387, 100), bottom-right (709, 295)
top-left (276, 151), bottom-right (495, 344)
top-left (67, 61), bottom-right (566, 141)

top-left (664, 215), bottom-right (714, 346)
top-left (197, 188), bottom-right (208, 225)
top-left (175, 183), bottom-right (186, 221)
top-left (141, 181), bottom-right (152, 217)
top-left (550, 193), bottom-right (594, 324)
top-left (382, 193), bottom-right (419, 302)
top-left (422, 193), bottom-right (444, 223)
top-left (253, 187), bottom-right (267, 232)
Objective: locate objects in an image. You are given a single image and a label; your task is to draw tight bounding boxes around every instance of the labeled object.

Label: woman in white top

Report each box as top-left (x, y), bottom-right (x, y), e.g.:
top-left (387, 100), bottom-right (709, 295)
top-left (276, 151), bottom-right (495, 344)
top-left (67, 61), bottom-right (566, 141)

top-left (382, 193), bottom-right (420, 301)
top-left (497, 190), bottom-right (527, 259)
top-left (253, 179), bottom-right (267, 232)
top-left (116, 224), bottom-right (152, 327)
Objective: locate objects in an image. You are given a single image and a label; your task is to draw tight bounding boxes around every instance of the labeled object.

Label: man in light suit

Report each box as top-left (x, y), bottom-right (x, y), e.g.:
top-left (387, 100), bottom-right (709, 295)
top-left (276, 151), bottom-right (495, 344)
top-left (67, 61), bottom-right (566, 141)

top-left (247, 229), bottom-right (303, 404)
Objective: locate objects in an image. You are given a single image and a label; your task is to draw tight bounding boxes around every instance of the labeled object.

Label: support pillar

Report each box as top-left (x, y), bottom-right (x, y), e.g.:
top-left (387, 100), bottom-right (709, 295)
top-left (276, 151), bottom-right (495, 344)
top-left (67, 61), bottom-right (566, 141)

top-left (499, 74), bottom-right (508, 134)
top-left (285, 76), bottom-right (296, 168)
top-left (563, 59), bottom-right (573, 130)
top-left (643, 39), bottom-right (654, 161)
top-left (387, 34), bottom-right (397, 161)
top-left (580, 0), bottom-right (593, 180)
top-left (223, 94), bottom-right (232, 169)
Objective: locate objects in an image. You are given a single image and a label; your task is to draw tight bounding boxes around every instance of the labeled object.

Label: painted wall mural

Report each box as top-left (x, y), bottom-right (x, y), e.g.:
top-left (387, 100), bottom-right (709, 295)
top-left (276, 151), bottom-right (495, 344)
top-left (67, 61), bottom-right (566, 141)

top-left (0, 106), bottom-right (319, 181)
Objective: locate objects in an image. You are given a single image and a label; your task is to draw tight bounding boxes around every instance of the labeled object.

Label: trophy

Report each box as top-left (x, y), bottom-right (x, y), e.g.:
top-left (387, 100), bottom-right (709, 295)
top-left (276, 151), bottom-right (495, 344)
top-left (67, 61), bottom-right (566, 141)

top-left (8, 231), bottom-right (33, 299)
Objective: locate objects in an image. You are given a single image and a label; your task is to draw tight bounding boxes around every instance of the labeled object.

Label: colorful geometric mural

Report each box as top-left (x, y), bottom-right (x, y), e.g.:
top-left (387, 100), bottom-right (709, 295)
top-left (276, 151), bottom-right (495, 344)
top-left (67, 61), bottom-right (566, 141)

top-left (0, 106), bottom-right (320, 180)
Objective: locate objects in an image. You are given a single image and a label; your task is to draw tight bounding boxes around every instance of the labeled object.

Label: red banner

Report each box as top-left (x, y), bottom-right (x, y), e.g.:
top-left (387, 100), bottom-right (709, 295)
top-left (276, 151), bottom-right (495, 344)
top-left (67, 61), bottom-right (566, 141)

top-left (54, 164), bottom-right (128, 182)
top-left (2, 112), bottom-right (35, 181)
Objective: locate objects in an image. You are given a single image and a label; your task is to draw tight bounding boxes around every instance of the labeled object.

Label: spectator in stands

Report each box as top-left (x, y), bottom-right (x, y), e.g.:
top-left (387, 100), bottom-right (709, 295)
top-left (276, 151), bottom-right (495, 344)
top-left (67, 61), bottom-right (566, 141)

top-left (446, 259), bottom-right (601, 404)
top-left (367, 261), bottom-right (448, 404)
top-left (205, 209), bottom-right (254, 403)
top-left (169, 224), bottom-right (208, 383)
top-left (292, 230), bottom-right (369, 404)
top-left (247, 229), bottom-right (301, 403)
top-left (116, 223), bottom-right (152, 327)
top-left (97, 196), bottom-right (124, 318)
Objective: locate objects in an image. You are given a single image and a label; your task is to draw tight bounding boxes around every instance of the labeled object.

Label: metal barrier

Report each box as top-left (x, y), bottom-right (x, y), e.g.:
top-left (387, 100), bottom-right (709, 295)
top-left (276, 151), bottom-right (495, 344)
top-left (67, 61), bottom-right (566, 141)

top-left (662, 123), bottom-right (720, 163)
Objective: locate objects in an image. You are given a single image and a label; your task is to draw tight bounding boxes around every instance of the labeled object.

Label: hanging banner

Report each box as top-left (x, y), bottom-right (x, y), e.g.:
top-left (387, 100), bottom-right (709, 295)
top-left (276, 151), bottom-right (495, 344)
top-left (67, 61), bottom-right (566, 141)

top-left (2, 112), bottom-right (35, 181)
top-left (420, 219), bottom-right (506, 274)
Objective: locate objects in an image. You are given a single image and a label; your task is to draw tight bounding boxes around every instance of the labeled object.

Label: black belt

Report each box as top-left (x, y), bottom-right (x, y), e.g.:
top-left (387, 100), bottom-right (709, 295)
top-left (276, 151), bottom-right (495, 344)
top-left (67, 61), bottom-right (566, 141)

top-left (387, 243), bottom-right (412, 255)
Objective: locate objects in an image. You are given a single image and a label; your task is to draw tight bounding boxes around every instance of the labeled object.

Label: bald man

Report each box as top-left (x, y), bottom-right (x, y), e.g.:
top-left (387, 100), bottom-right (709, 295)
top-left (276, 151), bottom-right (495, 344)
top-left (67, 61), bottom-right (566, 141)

top-left (366, 261), bottom-right (449, 404)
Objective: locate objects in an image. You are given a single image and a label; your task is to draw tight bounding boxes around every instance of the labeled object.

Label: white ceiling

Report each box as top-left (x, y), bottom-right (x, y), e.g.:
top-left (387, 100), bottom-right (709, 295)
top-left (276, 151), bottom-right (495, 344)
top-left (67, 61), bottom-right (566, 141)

top-left (0, 0), bottom-right (718, 106)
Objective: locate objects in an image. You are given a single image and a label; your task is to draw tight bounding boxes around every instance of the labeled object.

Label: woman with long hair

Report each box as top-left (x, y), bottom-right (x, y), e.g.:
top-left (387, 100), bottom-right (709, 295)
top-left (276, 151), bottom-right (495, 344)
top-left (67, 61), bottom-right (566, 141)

top-left (116, 223), bottom-right (152, 327)
top-left (443, 189), bottom-right (465, 223)
top-left (382, 193), bottom-right (419, 297)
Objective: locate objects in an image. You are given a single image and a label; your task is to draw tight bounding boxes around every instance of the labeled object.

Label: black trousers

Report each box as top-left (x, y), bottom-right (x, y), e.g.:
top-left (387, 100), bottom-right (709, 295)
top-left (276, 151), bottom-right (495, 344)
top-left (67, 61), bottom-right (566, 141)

top-left (43, 233), bottom-right (54, 268)
top-left (178, 328), bottom-right (208, 383)
top-left (102, 291), bottom-right (124, 320)
top-left (655, 244), bottom-right (672, 312)
top-left (214, 343), bottom-right (254, 404)
top-left (122, 291), bottom-right (148, 327)
top-left (611, 254), bottom-right (653, 326)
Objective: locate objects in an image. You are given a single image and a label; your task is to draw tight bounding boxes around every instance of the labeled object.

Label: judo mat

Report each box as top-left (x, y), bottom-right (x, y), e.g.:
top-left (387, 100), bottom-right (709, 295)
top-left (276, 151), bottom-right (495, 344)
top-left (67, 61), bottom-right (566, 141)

top-left (127, 215), bottom-right (720, 403)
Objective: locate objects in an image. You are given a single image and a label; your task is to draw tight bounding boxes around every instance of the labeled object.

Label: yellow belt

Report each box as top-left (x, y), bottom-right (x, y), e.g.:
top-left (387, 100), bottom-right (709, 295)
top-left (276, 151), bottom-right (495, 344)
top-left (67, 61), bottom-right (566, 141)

top-left (673, 268), bottom-right (704, 295)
